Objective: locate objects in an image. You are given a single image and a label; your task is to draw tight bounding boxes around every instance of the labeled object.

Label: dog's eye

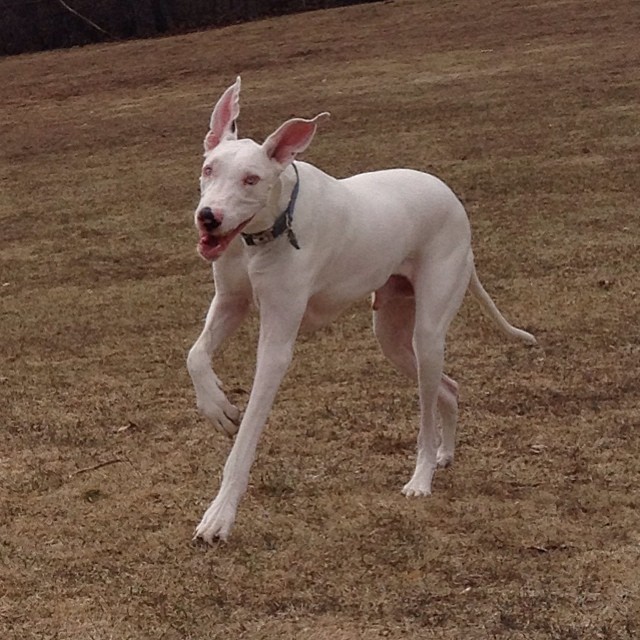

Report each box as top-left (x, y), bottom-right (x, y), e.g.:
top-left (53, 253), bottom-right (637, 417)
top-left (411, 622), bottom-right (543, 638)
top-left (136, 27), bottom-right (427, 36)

top-left (243, 174), bottom-right (261, 186)
top-left (202, 166), bottom-right (214, 178)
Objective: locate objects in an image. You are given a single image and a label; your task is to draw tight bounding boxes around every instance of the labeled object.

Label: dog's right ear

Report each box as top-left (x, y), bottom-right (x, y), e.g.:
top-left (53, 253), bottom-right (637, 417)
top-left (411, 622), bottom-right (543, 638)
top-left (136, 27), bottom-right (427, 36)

top-left (204, 77), bottom-right (241, 152)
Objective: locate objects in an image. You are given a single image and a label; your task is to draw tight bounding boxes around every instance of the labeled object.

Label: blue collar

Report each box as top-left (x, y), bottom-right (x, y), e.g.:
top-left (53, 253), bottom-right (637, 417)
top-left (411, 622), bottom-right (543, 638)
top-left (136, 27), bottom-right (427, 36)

top-left (241, 163), bottom-right (301, 250)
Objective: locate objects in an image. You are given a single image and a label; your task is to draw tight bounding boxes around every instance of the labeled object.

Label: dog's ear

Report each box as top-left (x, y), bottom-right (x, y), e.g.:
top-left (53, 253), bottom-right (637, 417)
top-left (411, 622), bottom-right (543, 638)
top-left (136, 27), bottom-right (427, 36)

top-left (204, 76), bottom-right (241, 152)
top-left (262, 112), bottom-right (329, 166)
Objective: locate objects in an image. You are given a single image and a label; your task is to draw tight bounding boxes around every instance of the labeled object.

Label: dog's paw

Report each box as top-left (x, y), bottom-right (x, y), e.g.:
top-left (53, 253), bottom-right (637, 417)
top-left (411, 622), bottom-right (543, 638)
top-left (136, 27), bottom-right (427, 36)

top-left (402, 461), bottom-right (436, 497)
top-left (196, 396), bottom-right (241, 437)
top-left (436, 449), bottom-right (454, 468)
top-left (401, 478), bottom-right (432, 497)
top-left (193, 498), bottom-right (237, 544)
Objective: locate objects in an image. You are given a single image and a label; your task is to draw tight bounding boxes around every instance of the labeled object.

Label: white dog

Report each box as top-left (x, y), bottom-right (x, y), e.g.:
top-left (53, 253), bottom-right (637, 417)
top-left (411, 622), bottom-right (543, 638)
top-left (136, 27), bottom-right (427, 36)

top-left (187, 78), bottom-right (536, 543)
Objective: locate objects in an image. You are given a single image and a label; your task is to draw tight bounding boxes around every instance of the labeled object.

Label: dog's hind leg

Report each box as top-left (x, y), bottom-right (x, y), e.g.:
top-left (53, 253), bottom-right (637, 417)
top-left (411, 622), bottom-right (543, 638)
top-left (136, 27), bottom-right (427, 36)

top-left (435, 375), bottom-right (458, 468)
top-left (399, 248), bottom-right (471, 496)
top-left (372, 276), bottom-right (460, 470)
top-left (372, 277), bottom-right (417, 379)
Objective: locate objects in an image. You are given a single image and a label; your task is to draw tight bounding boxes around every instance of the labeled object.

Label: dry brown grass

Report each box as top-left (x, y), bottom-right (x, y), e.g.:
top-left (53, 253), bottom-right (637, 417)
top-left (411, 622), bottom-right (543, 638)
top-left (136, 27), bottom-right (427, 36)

top-left (1, 1), bottom-right (639, 638)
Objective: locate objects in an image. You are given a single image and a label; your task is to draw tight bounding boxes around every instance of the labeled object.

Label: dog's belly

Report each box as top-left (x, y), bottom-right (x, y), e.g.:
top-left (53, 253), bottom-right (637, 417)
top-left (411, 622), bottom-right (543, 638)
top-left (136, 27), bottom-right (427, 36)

top-left (299, 261), bottom-right (416, 333)
top-left (300, 294), bottom-right (351, 333)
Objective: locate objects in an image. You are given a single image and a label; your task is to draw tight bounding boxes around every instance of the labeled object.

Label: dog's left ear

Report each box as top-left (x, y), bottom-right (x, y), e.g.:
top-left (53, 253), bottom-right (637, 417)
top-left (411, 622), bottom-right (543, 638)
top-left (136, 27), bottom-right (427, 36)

top-left (204, 76), bottom-right (241, 152)
top-left (263, 112), bottom-right (330, 166)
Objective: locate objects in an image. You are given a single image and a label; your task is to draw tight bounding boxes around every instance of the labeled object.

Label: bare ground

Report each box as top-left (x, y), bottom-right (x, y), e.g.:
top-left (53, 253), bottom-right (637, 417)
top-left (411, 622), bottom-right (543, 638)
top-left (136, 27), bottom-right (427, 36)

top-left (1, 1), bottom-right (639, 638)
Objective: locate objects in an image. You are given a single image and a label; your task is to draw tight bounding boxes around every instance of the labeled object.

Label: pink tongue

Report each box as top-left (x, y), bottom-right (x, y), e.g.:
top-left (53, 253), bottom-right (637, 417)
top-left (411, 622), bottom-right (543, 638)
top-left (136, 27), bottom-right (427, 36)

top-left (201, 234), bottom-right (220, 247)
top-left (199, 219), bottom-right (250, 252)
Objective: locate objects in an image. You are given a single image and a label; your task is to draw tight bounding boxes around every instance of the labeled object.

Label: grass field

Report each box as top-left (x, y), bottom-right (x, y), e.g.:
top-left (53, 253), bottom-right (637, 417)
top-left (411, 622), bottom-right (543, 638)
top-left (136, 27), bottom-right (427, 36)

top-left (1, 0), bottom-right (639, 637)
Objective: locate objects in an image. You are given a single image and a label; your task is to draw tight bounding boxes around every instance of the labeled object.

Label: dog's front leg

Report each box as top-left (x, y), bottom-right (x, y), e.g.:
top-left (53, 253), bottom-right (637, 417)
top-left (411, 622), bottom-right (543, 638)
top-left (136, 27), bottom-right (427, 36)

top-left (187, 293), bottom-right (250, 436)
top-left (194, 297), bottom-right (305, 543)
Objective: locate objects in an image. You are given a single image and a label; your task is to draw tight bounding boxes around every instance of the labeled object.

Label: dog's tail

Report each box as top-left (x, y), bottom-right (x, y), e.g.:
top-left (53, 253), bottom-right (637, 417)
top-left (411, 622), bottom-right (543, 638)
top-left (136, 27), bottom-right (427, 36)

top-left (468, 268), bottom-right (537, 345)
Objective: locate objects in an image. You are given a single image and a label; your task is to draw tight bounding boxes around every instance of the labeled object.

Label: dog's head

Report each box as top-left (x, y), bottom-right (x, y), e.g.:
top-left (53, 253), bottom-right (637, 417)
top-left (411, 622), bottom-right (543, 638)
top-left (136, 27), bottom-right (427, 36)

top-left (195, 77), bottom-right (328, 261)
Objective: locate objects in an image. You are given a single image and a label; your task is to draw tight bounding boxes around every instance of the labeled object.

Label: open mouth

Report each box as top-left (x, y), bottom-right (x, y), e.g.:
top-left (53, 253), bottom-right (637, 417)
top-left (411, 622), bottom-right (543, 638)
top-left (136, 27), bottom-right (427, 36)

top-left (197, 218), bottom-right (253, 261)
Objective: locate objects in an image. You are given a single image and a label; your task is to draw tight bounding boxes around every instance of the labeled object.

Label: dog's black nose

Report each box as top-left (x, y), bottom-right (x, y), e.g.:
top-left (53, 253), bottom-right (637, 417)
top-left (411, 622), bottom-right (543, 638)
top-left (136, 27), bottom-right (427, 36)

top-left (198, 207), bottom-right (221, 231)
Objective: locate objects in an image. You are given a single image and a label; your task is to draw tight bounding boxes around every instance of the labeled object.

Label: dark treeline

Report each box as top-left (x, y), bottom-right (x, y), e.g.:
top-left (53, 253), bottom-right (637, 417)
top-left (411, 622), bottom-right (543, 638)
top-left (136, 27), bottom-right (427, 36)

top-left (0, 0), bottom-right (380, 56)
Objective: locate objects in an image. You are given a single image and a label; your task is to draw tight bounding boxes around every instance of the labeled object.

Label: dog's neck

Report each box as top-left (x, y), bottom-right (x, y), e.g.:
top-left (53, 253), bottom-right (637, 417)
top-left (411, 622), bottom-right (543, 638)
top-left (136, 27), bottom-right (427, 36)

top-left (241, 163), bottom-right (300, 237)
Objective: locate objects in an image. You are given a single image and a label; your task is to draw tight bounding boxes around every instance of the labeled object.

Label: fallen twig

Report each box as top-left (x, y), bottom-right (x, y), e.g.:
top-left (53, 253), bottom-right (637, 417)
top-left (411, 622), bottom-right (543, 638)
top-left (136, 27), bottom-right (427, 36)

top-left (69, 458), bottom-right (124, 478)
